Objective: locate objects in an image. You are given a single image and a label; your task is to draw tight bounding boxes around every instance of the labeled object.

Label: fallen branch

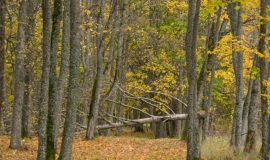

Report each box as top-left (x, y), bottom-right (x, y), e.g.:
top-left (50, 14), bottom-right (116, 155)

top-left (79, 112), bottom-right (206, 130)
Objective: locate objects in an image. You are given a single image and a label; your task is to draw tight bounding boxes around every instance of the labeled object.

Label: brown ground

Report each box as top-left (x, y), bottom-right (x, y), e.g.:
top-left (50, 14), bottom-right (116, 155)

top-left (0, 133), bottom-right (186, 160)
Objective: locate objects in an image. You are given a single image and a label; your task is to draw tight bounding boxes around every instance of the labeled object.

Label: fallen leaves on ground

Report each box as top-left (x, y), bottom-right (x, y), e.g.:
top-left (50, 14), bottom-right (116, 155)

top-left (0, 134), bottom-right (186, 160)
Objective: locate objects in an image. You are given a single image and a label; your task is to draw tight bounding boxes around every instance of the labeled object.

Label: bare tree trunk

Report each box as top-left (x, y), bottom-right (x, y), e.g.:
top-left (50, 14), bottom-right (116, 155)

top-left (37, 0), bottom-right (52, 158)
top-left (241, 74), bottom-right (253, 142)
top-left (46, 0), bottom-right (62, 158)
top-left (58, 0), bottom-right (80, 158)
top-left (185, 0), bottom-right (201, 159)
top-left (0, 0), bottom-right (6, 132)
top-left (54, 0), bottom-right (70, 131)
top-left (258, 0), bottom-right (269, 159)
top-left (21, 0), bottom-right (38, 139)
top-left (244, 56), bottom-right (259, 153)
top-left (202, 58), bottom-right (216, 139)
top-left (86, 0), bottom-right (105, 140)
top-left (22, 71), bottom-right (32, 138)
top-left (10, 0), bottom-right (28, 149)
top-left (81, 0), bottom-right (92, 127)
top-left (172, 62), bottom-right (184, 138)
top-left (93, 112), bottom-right (206, 130)
top-left (115, 0), bottom-right (127, 136)
top-left (228, 2), bottom-right (244, 149)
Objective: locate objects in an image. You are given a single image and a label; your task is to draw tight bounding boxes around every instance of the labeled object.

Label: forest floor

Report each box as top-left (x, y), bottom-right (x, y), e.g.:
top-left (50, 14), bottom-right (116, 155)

top-left (0, 131), bottom-right (186, 160)
top-left (0, 130), bottom-right (260, 160)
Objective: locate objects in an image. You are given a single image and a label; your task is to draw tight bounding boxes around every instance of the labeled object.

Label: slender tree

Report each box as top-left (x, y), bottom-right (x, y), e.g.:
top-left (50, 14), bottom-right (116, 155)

top-left (37, 0), bottom-right (52, 158)
top-left (58, 0), bottom-right (80, 158)
top-left (10, 0), bottom-right (28, 149)
top-left (244, 56), bottom-right (259, 153)
top-left (258, 0), bottom-right (269, 159)
top-left (227, 1), bottom-right (244, 149)
top-left (115, 0), bottom-right (127, 136)
top-left (22, 0), bottom-right (39, 139)
top-left (86, 0), bottom-right (106, 140)
top-left (46, 0), bottom-right (62, 158)
top-left (185, 0), bottom-right (201, 159)
top-left (0, 0), bottom-right (6, 131)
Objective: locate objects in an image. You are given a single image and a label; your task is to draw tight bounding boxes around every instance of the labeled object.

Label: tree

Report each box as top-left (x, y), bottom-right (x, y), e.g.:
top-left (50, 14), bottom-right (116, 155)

top-left (244, 56), bottom-right (259, 153)
top-left (0, 0), bottom-right (6, 132)
top-left (227, 1), bottom-right (244, 149)
top-left (46, 0), bottom-right (62, 158)
top-left (86, 0), bottom-right (106, 140)
top-left (22, 0), bottom-right (39, 139)
top-left (115, 0), bottom-right (127, 136)
top-left (37, 0), bottom-right (52, 158)
top-left (258, 0), bottom-right (269, 159)
top-left (10, 0), bottom-right (28, 149)
top-left (58, 0), bottom-right (80, 158)
top-left (185, 0), bottom-right (201, 159)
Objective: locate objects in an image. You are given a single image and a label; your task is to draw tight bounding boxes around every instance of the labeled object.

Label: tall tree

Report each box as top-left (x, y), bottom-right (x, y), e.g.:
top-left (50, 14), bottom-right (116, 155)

top-left (185, 0), bottom-right (201, 159)
top-left (227, 1), bottom-right (244, 149)
top-left (0, 0), bottom-right (6, 132)
top-left (86, 0), bottom-right (106, 140)
top-left (58, 0), bottom-right (80, 158)
top-left (258, 0), bottom-right (269, 159)
top-left (37, 0), bottom-right (52, 158)
top-left (21, 0), bottom-right (39, 139)
top-left (115, 0), bottom-right (127, 136)
top-left (46, 0), bottom-right (62, 158)
top-left (10, 0), bottom-right (28, 149)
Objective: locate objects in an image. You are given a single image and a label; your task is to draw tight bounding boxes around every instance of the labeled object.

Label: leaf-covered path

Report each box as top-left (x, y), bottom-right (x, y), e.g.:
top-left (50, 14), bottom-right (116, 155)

top-left (0, 135), bottom-right (186, 160)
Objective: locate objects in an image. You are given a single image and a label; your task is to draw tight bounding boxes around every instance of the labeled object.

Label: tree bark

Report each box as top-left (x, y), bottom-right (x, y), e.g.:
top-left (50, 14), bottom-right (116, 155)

top-left (58, 0), bottom-right (80, 158)
top-left (81, 0), bottom-right (92, 127)
top-left (90, 112), bottom-right (206, 130)
top-left (115, 0), bottom-right (127, 136)
top-left (228, 2), bottom-right (244, 149)
top-left (10, 0), bottom-right (28, 149)
top-left (185, 0), bottom-right (201, 159)
top-left (37, 0), bottom-right (52, 159)
top-left (21, 0), bottom-right (38, 139)
top-left (241, 72), bottom-right (253, 143)
top-left (86, 0), bottom-right (105, 140)
top-left (46, 0), bottom-right (62, 158)
top-left (244, 56), bottom-right (259, 153)
top-left (258, 0), bottom-right (269, 159)
top-left (172, 62), bottom-right (184, 138)
top-left (0, 0), bottom-right (6, 132)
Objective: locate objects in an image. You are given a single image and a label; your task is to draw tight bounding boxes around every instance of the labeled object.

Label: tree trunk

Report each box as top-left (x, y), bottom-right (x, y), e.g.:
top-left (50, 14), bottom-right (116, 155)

top-left (228, 2), bottom-right (244, 149)
top-left (0, 0), bottom-right (6, 132)
top-left (244, 56), bottom-right (259, 153)
top-left (241, 73), bottom-right (253, 143)
top-left (10, 0), bottom-right (28, 149)
top-left (86, 0), bottom-right (105, 140)
top-left (172, 64), bottom-right (184, 138)
top-left (258, 0), bottom-right (269, 159)
top-left (81, 0), bottom-right (92, 127)
top-left (54, 0), bottom-right (70, 133)
top-left (92, 112), bottom-right (206, 130)
top-left (202, 60), bottom-right (215, 141)
top-left (37, 0), bottom-right (52, 158)
top-left (21, 0), bottom-right (38, 139)
top-left (185, 0), bottom-right (201, 159)
top-left (22, 71), bottom-right (32, 138)
top-left (58, 0), bottom-right (80, 158)
top-left (46, 0), bottom-right (62, 158)
top-left (115, 1), bottom-right (127, 135)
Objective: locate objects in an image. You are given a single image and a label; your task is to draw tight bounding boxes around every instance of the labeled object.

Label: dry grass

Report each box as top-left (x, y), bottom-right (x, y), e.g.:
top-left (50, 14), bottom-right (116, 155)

top-left (201, 136), bottom-right (260, 160)
top-left (0, 134), bottom-right (186, 160)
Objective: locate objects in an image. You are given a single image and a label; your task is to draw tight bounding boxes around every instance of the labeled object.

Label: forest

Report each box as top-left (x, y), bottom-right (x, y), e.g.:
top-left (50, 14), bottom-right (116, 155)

top-left (0, 0), bottom-right (269, 159)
